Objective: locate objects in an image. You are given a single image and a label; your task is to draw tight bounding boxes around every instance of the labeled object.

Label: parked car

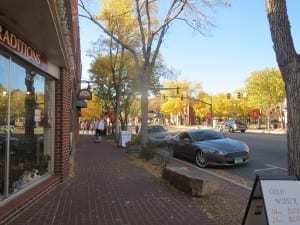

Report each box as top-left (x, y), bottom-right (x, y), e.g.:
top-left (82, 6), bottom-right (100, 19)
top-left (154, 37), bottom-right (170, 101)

top-left (0, 125), bottom-right (15, 133)
top-left (144, 125), bottom-right (172, 146)
top-left (224, 119), bottom-right (247, 133)
top-left (0, 135), bottom-right (19, 153)
top-left (270, 119), bottom-right (281, 129)
top-left (169, 129), bottom-right (250, 168)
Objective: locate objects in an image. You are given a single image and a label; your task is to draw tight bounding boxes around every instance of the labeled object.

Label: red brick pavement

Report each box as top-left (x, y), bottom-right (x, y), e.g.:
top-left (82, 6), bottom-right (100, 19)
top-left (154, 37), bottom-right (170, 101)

top-left (6, 135), bottom-right (251, 225)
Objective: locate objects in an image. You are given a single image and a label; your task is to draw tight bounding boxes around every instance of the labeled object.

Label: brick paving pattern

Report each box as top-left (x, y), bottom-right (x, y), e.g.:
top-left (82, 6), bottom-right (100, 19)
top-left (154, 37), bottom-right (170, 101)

top-left (7, 135), bottom-right (231, 225)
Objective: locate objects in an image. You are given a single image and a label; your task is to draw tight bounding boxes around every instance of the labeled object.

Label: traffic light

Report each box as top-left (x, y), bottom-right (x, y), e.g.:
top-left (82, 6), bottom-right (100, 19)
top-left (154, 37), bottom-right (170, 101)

top-left (227, 93), bottom-right (231, 99)
top-left (237, 92), bottom-right (241, 98)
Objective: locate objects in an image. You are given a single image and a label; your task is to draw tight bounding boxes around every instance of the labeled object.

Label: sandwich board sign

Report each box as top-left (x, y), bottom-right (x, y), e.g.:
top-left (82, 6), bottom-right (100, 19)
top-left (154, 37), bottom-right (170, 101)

top-left (242, 175), bottom-right (300, 225)
top-left (119, 130), bottom-right (132, 147)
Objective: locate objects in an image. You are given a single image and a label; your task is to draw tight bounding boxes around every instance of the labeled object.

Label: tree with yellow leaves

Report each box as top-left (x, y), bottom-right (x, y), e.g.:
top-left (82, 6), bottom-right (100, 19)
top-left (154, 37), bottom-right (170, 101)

top-left (79, 0), bottom-right (230, 146)
top-left (245, 67), bottom-right (285, 128)
top-left (160, 80), bottom-right (203, 124)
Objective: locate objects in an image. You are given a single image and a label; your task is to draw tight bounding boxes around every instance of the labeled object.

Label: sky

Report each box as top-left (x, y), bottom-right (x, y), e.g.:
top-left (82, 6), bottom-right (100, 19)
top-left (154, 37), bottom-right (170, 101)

top-left (79, 0), bottom-right (300, 95)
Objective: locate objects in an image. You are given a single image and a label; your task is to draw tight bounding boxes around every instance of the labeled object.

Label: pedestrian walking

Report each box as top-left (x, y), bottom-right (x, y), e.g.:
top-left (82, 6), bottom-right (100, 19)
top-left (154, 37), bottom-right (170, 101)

top-left (95, 117), bottom-right (104, 142)
top-left (85, 121), bottom-right (90, 133)
top-left (90, 120), bottom-right (95, 134)
top-left (80, 121), bottom-right (85, 134)
top-left (135, 125), bottom-right (139, 134)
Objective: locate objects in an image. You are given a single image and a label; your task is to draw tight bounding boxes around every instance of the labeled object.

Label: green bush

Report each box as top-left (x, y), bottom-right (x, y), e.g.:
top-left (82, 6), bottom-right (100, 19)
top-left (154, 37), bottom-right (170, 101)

top-left (105, 134), bottom-right (115, 140)
top-left (139, 142), bottom-right (157, 160)
top-left (131, 134), bottom-right (141, 145)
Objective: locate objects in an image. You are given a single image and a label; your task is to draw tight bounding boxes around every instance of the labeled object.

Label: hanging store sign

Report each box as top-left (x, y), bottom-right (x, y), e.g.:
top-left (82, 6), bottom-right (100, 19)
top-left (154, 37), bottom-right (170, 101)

top-left (78, 89), bottom-right (92, 100)
top-left (0, 24), bottom-right (48, 71)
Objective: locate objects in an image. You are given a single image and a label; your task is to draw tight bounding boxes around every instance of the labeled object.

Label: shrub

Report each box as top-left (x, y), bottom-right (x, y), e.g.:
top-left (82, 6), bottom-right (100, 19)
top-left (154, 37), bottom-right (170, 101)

top-left (139, 142), bottom-right (157, 160)
top-left (131, 134), bottom-right (141, 145)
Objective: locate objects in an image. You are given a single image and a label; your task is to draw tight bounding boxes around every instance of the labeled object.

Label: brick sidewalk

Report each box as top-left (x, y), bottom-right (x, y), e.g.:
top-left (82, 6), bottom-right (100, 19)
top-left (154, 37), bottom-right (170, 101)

top-left (7, 135), bottom-right (228, 225)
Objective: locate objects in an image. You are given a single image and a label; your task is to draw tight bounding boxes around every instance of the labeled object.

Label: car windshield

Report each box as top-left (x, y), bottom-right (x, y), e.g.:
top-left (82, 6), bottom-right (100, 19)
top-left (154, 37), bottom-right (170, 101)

top-left (228, 119), bottom-right (245, 125)
top-left (235, 120), bottom-right (245, 125)
top-left (148, 126), bottom-right (165, 133)
top-left (190, 130), bottom-right (225, 142)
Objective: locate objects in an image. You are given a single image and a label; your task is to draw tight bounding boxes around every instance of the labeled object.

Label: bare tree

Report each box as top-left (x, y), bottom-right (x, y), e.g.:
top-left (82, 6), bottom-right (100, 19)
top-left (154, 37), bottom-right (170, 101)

top-left (265, 0), bottom-right (300, 175)
top-left (79, 0), bottom-right (229, 146)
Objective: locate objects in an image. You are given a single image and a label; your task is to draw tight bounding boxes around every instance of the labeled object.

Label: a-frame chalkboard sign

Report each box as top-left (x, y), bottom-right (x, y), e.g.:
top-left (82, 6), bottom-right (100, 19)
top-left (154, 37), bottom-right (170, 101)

top-left (242, 175), bottom-right (300, 225)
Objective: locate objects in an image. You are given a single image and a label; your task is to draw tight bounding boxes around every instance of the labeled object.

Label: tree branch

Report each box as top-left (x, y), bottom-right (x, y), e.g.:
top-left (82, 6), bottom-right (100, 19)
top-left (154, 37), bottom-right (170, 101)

top-left (78, 0), bottom-right (139, 64)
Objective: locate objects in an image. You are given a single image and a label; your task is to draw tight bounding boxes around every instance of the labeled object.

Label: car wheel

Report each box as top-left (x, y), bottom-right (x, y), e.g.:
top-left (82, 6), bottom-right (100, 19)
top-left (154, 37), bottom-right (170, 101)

top-left (241, 130), bottom-right (246, 133)
top-left (195, 150), bottom-right (207, 168)
top-left (229, 127), bottom-right (234, 133)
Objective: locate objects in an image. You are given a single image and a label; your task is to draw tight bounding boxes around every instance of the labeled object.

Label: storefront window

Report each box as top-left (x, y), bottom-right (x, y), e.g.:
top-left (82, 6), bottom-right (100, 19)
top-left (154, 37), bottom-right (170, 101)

top-left (0, 53), bottom-right (53, 201)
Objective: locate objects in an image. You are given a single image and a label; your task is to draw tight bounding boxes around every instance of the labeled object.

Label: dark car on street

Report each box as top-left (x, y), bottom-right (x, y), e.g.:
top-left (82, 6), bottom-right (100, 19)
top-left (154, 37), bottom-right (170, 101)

top-left (224, 119), bottom-right (247, 133)
top-left (169, 129), bottom-right (249, 168)
top-left (0, 135), bottom-right (19, 154)
top-left (144, 125), bottom-right (172, 146)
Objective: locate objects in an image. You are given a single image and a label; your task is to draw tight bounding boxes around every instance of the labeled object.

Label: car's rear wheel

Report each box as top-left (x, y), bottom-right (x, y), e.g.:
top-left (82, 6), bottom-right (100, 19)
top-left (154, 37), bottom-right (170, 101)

top-left (195, 150), bottom-right (207, 168)
top-left (229, 127), bottom-right (234, 133)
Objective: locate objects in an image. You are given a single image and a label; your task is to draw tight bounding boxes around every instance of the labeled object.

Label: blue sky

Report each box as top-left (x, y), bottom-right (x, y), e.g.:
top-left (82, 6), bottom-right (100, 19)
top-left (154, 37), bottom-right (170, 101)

top-left (79, 0), bottom-right (300, 94)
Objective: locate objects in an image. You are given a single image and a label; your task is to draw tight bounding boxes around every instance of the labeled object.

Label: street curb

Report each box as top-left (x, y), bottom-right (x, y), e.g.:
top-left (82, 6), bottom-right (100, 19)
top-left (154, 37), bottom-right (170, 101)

top-left (170, 158), bottom-right (252, 191)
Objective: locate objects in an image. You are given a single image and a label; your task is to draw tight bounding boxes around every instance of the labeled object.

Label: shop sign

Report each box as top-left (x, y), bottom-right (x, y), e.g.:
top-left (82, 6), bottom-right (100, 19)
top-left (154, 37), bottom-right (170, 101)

top-left (78, 89), bottom-right (92, 100)
top-left (206, 112), bottom-right (212, 121)
top-left (119, 131), bottom-right (132, 147)
top-left (242, 175), bottom-right (300, 225)
top-left (34, 109), bottom-right (41, 122)
top-left (0, 24), bottom-right (47, 71)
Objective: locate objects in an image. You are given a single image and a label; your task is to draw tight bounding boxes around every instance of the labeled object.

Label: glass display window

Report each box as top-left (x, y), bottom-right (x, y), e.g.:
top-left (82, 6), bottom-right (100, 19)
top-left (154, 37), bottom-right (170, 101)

top-left (0, 51), bottom-right (54, 201)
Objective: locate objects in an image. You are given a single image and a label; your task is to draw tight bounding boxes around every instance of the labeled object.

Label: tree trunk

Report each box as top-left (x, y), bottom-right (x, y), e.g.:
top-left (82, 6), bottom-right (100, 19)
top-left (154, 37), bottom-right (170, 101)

top-left (140, 68), bottom-right (150, 147)
top-left (265, 0), bottom-right (300, 175)
top-left (115, 93), bottom-right (121, 143)
top-left (25, 71), bottom-right (35, 138)
top-left (285, 74), bottom-right (300, 176)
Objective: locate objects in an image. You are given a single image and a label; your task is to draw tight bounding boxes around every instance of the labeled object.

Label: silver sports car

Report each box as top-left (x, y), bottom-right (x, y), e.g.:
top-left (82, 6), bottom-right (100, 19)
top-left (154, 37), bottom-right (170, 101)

top-left (169, 129), bottom-right (249, 168)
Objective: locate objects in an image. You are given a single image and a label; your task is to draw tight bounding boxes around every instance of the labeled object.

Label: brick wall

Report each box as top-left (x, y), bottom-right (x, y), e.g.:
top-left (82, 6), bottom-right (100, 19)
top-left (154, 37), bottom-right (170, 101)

top-left (55, 68), bottom-right (72, 181)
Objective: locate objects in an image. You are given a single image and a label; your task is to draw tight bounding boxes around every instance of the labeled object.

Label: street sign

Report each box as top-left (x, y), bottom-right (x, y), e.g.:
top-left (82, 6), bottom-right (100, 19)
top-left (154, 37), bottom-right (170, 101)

top-left (252, 109), bottom-right (260, 120)
top-left (119, 131), bottom-right (132, 147)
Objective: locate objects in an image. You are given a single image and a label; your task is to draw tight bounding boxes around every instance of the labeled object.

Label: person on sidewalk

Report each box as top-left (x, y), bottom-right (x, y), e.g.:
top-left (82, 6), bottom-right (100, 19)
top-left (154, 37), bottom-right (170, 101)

top-left (95, 117), bottom-right (105, 142)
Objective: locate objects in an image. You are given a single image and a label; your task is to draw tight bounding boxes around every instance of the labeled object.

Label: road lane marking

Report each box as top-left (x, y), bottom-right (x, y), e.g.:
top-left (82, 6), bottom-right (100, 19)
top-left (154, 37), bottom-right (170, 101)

top-left (254, 164), bottom-right (288, 173)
